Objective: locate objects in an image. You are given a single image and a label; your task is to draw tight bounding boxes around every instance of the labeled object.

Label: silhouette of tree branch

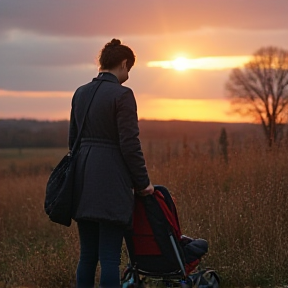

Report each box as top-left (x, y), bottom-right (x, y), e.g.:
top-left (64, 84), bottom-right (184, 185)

top-left (226, 46), bottom-right (288, 147)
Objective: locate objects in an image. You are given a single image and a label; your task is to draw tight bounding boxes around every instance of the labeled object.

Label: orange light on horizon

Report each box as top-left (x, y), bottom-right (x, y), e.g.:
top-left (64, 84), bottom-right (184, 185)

top-left (137, 97), bottom-right (252, 123)
top-left (147, 55), bottom-right (252, 71)
top-left (1, 90), bottom-right (252, 123)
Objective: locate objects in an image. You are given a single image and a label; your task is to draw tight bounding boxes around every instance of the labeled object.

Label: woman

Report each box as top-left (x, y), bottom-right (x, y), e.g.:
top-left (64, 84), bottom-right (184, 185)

top-left (69, 39), bottom-right (154, 288)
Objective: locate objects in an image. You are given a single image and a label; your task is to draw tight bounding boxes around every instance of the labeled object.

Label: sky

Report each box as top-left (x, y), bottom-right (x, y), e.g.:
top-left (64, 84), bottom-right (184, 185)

top-left (0, 0), bottom-right (288, 122)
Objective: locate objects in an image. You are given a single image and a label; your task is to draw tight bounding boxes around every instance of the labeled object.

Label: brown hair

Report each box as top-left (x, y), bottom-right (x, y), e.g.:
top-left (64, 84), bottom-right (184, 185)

top-left (98, 39), bottom-right (136, 71)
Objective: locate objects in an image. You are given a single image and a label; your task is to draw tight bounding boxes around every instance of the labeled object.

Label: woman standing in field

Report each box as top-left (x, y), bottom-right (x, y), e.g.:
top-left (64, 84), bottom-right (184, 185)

top-left (69, 39), bottom-right (154, 288)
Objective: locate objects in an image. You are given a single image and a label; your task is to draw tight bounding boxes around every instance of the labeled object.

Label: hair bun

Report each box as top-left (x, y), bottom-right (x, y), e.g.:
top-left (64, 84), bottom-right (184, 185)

top-left (108, 39), bottom-right (121, 46)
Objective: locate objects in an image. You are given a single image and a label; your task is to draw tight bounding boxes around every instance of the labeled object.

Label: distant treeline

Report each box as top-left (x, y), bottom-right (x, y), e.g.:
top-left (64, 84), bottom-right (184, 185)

top-left (0, 119), bottom-right (69, 148)
top-left (0, 118), bottom-right (264, 148)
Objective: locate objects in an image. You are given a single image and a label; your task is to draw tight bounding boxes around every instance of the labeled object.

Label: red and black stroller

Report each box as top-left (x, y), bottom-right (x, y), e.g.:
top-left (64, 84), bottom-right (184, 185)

top-left (122, 185), bottom-right (220, 288)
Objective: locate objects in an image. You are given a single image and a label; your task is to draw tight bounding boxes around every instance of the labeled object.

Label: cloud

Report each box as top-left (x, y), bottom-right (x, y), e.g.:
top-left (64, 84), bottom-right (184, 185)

top-left (0, 0), bottom-right (287, 37)
top-left (1, 27), bottom-right (288, 92)
top-left (2, 28), bottom-right (288, 70)
top-left (0, 62), bottom-right (97, 91)
top-left (0, 30), bottom-right (105, 67)
top-left (0, 66), bottom-right (231, 101)
top-left (0, 0), bottom-right (288, 122)
top-left (131, 67), bottom-right (231, 100)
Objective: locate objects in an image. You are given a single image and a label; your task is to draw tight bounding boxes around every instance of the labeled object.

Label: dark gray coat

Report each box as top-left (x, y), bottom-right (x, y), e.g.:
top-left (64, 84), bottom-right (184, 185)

top-left (69, 72), bottom-right (150, 225)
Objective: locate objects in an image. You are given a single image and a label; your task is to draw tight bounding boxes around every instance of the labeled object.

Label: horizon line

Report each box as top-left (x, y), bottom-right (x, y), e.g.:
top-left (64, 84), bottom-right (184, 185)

top-left (0, 117), bottom-right (256, 125)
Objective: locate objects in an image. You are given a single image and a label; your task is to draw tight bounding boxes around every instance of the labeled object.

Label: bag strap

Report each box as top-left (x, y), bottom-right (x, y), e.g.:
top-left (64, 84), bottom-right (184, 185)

top-left (71, 80), bottom-right (103, 154)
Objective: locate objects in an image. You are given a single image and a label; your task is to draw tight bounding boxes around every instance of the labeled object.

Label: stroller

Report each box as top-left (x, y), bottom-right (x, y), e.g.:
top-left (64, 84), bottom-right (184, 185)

top-left (122, 185), bottom-right (220, 288)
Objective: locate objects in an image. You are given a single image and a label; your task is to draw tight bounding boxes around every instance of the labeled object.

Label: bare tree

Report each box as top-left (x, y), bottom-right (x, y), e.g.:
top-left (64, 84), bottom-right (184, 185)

top-left (226, 46), bottom-right (288, 147)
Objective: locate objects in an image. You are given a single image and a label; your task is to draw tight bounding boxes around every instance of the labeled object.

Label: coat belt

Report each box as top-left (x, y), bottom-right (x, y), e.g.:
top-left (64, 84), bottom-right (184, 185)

top-left (80, 138), bottom-right (119, 148)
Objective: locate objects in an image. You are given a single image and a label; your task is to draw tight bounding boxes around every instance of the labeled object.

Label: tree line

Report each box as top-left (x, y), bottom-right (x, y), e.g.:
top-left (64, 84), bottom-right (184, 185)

top-left (0, 119), bottom-right (69, 148)
top-left (0, 118), bottom-right (265, 149)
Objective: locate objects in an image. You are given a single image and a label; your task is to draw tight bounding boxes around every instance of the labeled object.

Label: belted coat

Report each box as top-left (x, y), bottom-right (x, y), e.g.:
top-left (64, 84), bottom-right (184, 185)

top-left (69, 72), bottom-right (150, 225)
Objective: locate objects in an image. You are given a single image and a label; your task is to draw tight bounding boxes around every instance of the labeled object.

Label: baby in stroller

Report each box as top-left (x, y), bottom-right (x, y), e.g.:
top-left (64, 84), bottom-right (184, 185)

top-left (122, 185), bottom-right (220, 288)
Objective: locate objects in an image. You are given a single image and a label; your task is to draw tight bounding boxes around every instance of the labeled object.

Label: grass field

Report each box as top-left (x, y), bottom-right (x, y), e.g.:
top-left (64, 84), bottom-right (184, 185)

top-left (0, 140), bottom-right (288, 288)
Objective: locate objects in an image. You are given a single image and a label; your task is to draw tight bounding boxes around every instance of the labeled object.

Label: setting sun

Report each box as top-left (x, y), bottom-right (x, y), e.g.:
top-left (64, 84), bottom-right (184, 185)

top-left (172, 57), bottom-right (190, 71)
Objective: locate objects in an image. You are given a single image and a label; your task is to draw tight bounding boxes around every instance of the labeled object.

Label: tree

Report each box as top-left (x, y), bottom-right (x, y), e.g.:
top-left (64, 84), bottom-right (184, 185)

top-left (226, 46), bottom-right (288, 147)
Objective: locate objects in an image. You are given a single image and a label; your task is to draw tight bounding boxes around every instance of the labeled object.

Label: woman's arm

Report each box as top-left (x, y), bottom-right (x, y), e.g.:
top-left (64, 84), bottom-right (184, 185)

top-left (116, 89), bottom-right (150, 191)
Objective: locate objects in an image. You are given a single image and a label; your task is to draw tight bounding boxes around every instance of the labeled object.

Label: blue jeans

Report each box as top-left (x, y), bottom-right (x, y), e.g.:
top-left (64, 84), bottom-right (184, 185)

top-left (76, 220), bottom-right (125, 288)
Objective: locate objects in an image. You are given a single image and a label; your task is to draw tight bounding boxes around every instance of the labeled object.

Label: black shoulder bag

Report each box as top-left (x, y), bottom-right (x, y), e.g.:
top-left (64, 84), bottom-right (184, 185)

top-left (44, 80), bottom-right (102, 226)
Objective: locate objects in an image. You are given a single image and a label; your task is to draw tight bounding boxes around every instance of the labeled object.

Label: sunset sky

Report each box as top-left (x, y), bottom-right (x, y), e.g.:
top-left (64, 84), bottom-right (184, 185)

top-left (0, 0), bottom-right (288, 122)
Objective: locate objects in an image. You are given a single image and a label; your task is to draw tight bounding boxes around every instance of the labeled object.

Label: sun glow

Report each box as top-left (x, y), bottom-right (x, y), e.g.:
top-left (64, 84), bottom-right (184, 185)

top-left (136, 97), bottom-right (250, 122)
top-left (147, 55), bottom-right (252, 71)
top-left (172, 57), bottom-right (190, 71)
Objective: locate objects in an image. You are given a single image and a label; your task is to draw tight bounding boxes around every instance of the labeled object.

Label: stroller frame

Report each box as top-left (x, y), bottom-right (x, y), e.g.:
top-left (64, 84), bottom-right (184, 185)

top-left (122, 264), bottom-right (219, 288)
top-left (122, 185), bottom-right (220, 288)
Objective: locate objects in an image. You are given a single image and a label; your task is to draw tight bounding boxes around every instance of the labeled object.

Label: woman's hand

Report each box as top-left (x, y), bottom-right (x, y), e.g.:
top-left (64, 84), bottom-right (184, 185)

top-left (137, 182), bottom-right (154, 196)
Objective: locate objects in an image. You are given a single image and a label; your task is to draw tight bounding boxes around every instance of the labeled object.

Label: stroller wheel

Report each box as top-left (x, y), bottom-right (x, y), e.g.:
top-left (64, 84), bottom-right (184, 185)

top-left (180, 277), bottom-right (193, 288)
top-left (121, 273), bottom-right (144, 288)
top-left (201, 271), bottom-right (220, 288)
top-left (188, 269), bottom-right (220, 288)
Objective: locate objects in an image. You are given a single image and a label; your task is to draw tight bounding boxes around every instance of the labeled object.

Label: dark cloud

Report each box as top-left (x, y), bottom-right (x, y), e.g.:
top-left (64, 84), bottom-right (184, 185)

top-left (0, 61), bottom-right (229, 100)
top-left (1, 27), bottom-right (287, 92)
top-left (0, 0), bottom-right (287, 37)
top-left (0, 63), bottom-right (96, 91)
top-left (0, 33), bottom-right (103, 68)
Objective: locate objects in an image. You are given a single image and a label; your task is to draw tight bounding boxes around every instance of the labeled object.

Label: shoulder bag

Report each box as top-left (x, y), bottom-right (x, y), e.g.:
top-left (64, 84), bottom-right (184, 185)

top-left (44, 80), bottom-right (102, 226)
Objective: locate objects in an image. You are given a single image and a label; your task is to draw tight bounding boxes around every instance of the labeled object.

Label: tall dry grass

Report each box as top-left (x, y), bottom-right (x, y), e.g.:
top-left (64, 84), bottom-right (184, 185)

top-left (147, 141), bottom-right (288, 287)
top-left (0, 149), bottom-right (79, 287)
top-left (0, 142), bottom-right (288, 287)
